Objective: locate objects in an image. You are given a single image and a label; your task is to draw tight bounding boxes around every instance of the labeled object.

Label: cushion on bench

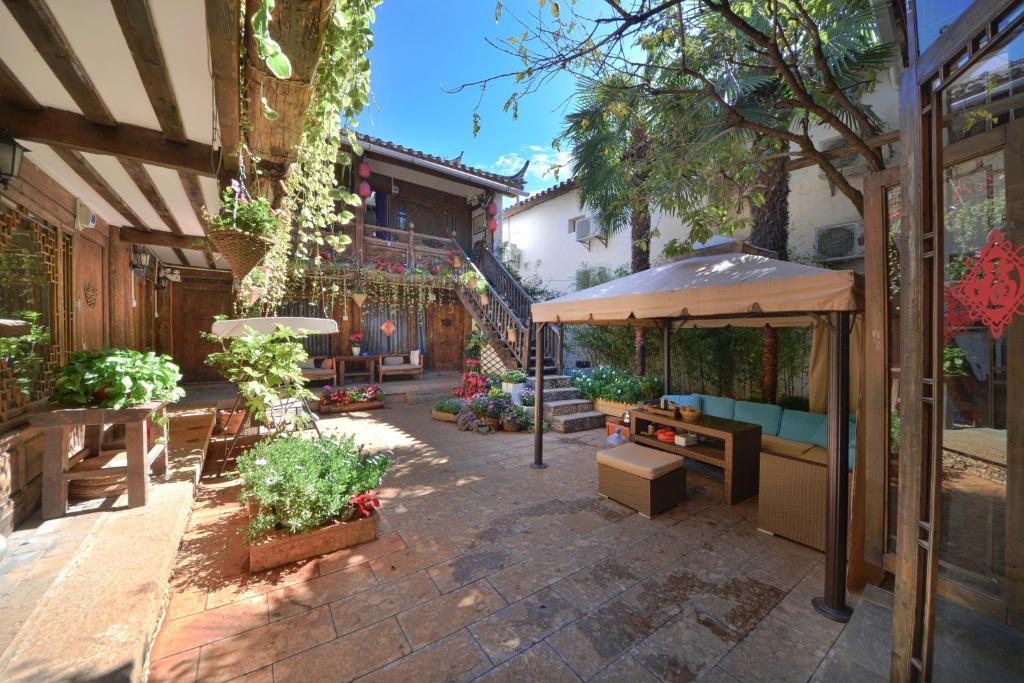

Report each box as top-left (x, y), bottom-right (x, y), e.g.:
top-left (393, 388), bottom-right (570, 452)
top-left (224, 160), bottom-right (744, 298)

top-left (734, 400), bottom-right (783, 436)
top-left (761, 434), bottom-right (815, 459)
top-left (596, 443), bottom-right (684, 480)
top-left (662, 394), bottom-right (702, 410)
top-left (695, 394), bottom-right (736, 419)
top-left (379, 363), bottom-right (420, 372)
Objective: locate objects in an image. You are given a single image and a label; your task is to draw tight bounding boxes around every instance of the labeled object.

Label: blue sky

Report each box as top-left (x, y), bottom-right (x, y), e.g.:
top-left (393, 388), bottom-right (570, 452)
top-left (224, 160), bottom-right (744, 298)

top-left (358, 0), bottom-right (586, 193)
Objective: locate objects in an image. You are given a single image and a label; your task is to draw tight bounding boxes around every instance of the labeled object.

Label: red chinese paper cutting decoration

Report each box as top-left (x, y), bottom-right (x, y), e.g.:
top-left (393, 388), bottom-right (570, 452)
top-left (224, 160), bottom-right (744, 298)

top-left (943, 289), bottom-right (974, 343)
top-left (949, 229), bottom-right (1024, 339)
top-left (380, 319), bottom-right (396, 337)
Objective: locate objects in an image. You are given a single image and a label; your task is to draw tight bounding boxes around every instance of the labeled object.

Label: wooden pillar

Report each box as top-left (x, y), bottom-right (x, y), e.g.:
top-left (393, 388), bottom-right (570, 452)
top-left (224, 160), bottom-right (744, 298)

top-left (532, 322), bottom-right (546, 469)
top-left (556, 323), bottom-right (564, 375)
top-left (107, 228), bottom-right (128, 348)
top-left (662, 320), bottom-right (672, 395)
top-left (814, 311), bottom-right (852, 622)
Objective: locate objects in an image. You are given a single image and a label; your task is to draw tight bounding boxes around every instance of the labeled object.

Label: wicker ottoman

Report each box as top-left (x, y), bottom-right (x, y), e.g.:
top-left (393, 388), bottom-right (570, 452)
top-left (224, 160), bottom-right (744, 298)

top-left (597, 443), bottom-right (686, 518)
top-left (758, 447), bottom-right (827, 551)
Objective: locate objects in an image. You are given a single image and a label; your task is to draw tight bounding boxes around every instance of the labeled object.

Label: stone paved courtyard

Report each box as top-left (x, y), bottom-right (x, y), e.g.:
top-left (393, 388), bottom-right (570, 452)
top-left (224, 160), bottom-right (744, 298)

top-left (149, 402), bottom-right (844, 682)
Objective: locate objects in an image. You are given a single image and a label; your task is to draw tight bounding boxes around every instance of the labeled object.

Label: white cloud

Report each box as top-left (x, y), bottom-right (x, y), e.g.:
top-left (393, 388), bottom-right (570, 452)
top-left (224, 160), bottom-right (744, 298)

top-left (490, 145), bottom-right (572, 190)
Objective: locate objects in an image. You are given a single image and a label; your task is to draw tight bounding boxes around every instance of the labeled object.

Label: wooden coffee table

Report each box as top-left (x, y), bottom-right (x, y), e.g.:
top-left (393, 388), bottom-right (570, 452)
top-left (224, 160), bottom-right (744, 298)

top-left (630, 409), bottom-right (761, 504)
top-left (336, 355), bottom-right (378, 384)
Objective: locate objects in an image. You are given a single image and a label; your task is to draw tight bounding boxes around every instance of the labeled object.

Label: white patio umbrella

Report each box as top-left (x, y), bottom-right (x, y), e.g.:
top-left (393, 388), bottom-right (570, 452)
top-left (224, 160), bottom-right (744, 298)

top-left (209, 316), bottom-right (338, 338)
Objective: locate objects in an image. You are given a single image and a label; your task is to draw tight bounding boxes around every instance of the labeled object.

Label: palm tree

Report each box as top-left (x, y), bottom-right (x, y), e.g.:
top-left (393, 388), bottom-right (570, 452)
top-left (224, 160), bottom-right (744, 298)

top-left (565, 75), bottom-right (654, 374)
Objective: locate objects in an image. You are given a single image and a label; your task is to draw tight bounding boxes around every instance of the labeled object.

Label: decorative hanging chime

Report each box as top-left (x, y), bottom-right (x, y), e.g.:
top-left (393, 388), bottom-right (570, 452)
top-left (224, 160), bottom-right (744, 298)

top-left (380, 319), bottom-right (396, 337)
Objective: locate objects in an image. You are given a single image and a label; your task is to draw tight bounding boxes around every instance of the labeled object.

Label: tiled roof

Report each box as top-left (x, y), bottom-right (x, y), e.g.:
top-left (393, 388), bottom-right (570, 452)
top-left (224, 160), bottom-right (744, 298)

top-left (501, 179), bottom-right (576, 218)
top-left (355, 135), bottom-right (528, 190)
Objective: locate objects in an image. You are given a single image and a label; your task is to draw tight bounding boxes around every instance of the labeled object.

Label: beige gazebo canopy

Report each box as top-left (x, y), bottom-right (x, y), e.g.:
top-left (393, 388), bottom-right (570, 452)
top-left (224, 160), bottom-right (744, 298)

top-left (528, 251), bottom-right (863, 623)
top-left (531, 253), bottom-right (863, 324)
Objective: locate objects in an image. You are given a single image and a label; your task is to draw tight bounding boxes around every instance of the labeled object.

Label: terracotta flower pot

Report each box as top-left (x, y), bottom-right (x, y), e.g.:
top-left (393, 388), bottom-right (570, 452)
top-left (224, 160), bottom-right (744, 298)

top-left (431, 409), bottom-right (458, 423)
top-left (479, 293), bottom-right (489, 306)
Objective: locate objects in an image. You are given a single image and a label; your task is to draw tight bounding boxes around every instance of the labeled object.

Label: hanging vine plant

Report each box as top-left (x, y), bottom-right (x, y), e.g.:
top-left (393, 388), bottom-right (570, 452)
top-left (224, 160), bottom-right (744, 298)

top-left (234, 0), bottom-right (380, 315)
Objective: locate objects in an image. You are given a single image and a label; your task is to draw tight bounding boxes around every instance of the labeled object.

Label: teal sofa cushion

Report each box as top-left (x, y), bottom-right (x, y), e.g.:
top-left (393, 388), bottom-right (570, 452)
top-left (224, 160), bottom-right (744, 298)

top-left (779, 409), bottom-right (828, 446)
top-left (734, 401), bottom-right (784, 436)
top-left (697, 394), bottom-right (735, 420)
top-left (808, 414), bottom-right (858, 470)
top-left (663, 394), bottom-right (702, 410)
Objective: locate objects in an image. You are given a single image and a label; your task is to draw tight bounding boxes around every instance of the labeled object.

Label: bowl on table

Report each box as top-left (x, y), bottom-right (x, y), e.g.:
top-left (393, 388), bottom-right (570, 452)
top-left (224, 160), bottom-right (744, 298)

top-left (679, 406), bottom-right (702, 423)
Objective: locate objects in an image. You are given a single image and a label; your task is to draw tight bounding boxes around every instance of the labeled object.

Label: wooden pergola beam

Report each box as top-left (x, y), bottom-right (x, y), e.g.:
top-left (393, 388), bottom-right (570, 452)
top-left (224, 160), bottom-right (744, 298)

top-left (51, 147), bottom-right (149, 230)
top-left (119, 227), bottom-right (205, 250)
top-left (0, 58), bottom-right (40, 111)
top-left (0, 102), bottom-right (217, 176)
top-left (2, 0), bottom-right (116, 126)
top-left (111, 0), bottom-right (188, 143)
top-left (118, 159), bottom-right (191, 264)
top-left (178, 171), bottom-right (218, 268)
top-left (206, 0), bottom-right (242, 181)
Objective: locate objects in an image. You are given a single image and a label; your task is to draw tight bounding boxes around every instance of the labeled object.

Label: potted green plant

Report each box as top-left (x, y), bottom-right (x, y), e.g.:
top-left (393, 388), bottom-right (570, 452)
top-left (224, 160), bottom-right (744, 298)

top-left (202, 326), bottom-right (313, 435)
top-left (501, 403), bottom-right (531, 432)
top-left (203, 182), bottom-right (282, 279)
top-left (431, 397), bottom-right (463, 422)
top-left (500, 369), bottom-right (528, 398)
top-left (52, 349), bottom-right (185, 409)
top-left (459, 270), bottom-right (479, 291)
top-left (351, 284), bottom-right (367, 309)
top-left (318, 384), bottom-right (382, 413)
top-left (468, 394), bottom-right (505, 430)
top-left (474, 279), bottom-right (489, 306)
top-left (238, 434), bottom-right (392, 571)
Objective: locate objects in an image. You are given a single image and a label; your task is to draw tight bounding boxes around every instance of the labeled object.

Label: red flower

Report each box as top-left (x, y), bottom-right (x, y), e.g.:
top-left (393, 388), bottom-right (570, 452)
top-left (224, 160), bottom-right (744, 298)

top-left (349, 492), bottom-right (381, 518)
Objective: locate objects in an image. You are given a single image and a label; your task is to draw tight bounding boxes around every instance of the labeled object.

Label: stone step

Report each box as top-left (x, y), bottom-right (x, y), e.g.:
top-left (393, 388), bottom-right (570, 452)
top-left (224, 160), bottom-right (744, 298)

top-left (527, 374), bottom-right (572, 389)
top-left (527, 366), bottom-right (559, 377)
top-left (549, 410), bottom-right (606, 434)
top-left (541, 387), bottom-right (581, 402)
top-left (542, 399), bottom-right (594, 418)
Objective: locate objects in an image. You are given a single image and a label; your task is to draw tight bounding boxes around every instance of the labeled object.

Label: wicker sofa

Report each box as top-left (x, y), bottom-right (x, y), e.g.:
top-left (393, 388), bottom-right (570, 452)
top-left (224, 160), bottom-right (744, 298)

top-left (663, 393), bottom-right (855, 551)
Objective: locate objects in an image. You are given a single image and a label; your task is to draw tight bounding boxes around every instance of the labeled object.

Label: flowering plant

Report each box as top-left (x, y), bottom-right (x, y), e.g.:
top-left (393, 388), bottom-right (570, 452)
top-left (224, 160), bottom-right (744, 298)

top-left (453, 371), bottom-right (487, 398)
top-left (321, 384), bottom-right (380, 406)
top-left (519, 387), bottom-right (536, 406)
top-left (203, 182), bottom-right (282, 238)
top-left (348, 332), bottom-right (364, 343)
top-left (237, 434), bottom-right (392, 542)
top-left (468, 394), bottom-right (509, 418)
top-left (349, 492), bottom-right (381, 518)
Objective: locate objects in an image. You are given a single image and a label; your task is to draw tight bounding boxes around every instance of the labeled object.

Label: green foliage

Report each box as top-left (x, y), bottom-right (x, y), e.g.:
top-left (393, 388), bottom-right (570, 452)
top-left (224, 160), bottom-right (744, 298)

top-left (204, 185), bottom-right (282, 238)
top-left (0, 311), bottom-right (49, 399)
top-left (574, 263), bottom-right (630, 291)
top-left (250, 0), bottom-right (292, 83)
top-left (202, 326), bottom-right (313, 431)
top-left (778, 395), bottom-right (810, 412)
top-left (433, 397), bottom-right (463, 415)
top-left (943, 345), bottom-right (970, 376)
top-left (570, 366), bottom-right (662, 404)
top-left (464, 330), bottom-right (489, 361)
top-left (52, 349), bottom-right (184, 409)
top-left (237, 434), bottom-right (391, 542)
top-left (500, 369), bottom-right (527, 384)
top-left (468, 393), bottom-right (508, 418)
top-left (502, 403), bottom-right (532, 427)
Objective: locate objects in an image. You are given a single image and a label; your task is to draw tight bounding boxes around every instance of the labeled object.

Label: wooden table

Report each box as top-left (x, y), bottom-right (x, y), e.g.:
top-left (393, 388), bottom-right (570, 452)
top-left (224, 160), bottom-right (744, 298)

top-left (336, 355), bottom-right (378, 384)
top-left (630, 409), bottom-right (761, 504)
top-left (27, 402), bottom-right (167, 519)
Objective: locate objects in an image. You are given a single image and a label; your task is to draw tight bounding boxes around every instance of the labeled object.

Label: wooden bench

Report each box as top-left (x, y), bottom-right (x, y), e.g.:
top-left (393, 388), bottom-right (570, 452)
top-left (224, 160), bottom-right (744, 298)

top-left (377, 351), bottom-right (425, 382)
top-left (596, 442), bottom-right (686, 518)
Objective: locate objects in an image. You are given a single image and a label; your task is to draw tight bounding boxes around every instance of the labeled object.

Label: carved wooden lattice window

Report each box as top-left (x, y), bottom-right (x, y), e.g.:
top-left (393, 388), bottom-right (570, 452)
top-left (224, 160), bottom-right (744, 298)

top-left (0, 206), bottom-right (73, 421)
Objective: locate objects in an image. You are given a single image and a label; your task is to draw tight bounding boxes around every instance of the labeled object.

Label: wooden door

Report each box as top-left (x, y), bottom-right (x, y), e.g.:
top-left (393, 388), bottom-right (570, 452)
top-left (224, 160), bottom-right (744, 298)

top-left (170, 279), bottom-right (233, 381)
top-left (73, 235), bottom-right (106, 351)
top-left (425, 303), bottom-right (469, 370)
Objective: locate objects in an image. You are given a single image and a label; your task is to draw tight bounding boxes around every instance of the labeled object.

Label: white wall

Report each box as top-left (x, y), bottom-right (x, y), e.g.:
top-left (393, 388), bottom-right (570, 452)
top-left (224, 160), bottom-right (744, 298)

top-left (503, 76), bottom-right (902, 292)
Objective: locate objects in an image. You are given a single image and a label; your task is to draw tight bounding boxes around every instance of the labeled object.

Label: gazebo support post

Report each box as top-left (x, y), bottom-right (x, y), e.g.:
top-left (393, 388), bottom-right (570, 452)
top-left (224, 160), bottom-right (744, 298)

top-left (813, 311), bottom-right (853, 623)
top-left (662, 320), bottom-right (672, 394)
top-left (532, 322), bottom-right (547, 469)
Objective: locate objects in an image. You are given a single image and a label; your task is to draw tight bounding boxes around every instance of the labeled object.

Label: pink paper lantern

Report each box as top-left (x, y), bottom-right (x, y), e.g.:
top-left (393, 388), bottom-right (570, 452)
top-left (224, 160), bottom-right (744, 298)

top-left (486, 201), bottom-right (498, 216)
top-left (358, 161), bottom-right (371, 179)
top-left (358, 180), bottom-right (373, 199)
top-left (487, 218), bottom-right (498, 233)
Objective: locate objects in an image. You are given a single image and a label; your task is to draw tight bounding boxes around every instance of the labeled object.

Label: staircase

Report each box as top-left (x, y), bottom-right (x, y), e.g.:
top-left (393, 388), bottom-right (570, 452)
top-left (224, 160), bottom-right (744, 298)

top-left (453, 244), bottom-right (604, 433)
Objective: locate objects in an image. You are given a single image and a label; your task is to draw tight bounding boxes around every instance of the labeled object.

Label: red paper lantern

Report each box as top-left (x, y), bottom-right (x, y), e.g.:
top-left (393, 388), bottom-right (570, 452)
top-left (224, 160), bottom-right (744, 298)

top-left (487, 218), bottom-right (498, 233)
top-left (358, 161), bottom-right (371, 179)
top-left (357, 180), bottom-right (372, 199)
top-left (486, 201), bottom-right (498, 216)
top-left (380, 319), bottom-right (396, 337)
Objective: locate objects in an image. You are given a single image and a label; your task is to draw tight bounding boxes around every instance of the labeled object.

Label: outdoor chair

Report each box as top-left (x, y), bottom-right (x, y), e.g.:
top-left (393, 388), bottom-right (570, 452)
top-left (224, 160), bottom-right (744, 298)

top-left (377, 350), bottom-right (425, 382)
top-left (300, 356), bottom-right (336, 384)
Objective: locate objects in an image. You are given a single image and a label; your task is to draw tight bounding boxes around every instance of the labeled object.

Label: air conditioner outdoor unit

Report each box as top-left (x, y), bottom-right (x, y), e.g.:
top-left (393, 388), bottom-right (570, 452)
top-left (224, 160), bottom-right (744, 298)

top-left (814, 222), bottom-right (864, 262)
top-left (75, 200), bottom-right (97, 230)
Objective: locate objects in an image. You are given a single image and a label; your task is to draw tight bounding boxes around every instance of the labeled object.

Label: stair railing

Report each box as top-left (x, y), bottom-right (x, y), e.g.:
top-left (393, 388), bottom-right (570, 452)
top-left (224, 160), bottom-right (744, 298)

top-left (454, 244), bottom-right (528, 368)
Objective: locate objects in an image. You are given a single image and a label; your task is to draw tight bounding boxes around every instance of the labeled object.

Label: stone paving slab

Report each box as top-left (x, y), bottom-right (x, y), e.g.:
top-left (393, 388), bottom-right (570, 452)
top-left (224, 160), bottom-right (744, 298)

top-left (146, 402), bottom-right (856, 682)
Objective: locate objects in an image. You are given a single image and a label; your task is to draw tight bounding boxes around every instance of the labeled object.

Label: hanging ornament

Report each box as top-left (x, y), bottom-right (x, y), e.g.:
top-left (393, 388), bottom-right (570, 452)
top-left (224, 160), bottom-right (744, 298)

top-left (380, 319), bottom-right (396, 337)
top-left (487, 218), bottom-right (498, 233)
top-left (352, 292), bottom-right (367, 309)
top-left (950, 228), bottom-right (1024, 338)
top-left (486, 201), bottom-right (498, 217)
top-left (358, 181), bottom-right (373, 199)
top-left (358, 161), bottom-right (371, 179)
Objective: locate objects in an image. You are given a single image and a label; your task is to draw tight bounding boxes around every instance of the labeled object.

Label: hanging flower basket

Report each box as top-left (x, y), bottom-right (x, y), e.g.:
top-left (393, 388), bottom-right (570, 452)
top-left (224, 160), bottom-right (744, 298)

top-left (351, 293), bottom-right (367, 309)
top-left (208, 229), bottom-right (273, 279)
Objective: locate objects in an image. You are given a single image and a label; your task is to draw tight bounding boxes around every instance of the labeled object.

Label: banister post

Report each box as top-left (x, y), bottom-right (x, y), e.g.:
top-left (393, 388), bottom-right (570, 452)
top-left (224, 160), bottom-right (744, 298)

top-left (408, 223), bottom-right (416, 268)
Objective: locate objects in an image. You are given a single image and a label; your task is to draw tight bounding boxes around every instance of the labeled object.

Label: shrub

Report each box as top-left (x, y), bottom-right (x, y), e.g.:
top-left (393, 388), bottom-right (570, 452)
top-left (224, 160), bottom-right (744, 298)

top-left (502, 403), bottom-right (532, 427)
top-left (569, 366), bottom-right (662, 404)
top-left (52, 349), bottom-right (184, 409)
top-left (487, 387), bottom-right (511, 401)
top-left (500, 369), bottom-right (528, 384)
top-left (237, 434), bottom-right (392, 543)
top-left (519, 387), bottom-right (536, 406)
top-left (433, 397), bottom-right (463, 415)
top-left (778, 395), bottom-right (810, 411)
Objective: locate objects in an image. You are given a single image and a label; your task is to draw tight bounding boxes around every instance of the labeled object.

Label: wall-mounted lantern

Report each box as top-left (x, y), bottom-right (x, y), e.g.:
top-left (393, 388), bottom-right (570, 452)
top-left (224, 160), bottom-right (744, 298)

top-left (0, 131), bottom-right (27, 188)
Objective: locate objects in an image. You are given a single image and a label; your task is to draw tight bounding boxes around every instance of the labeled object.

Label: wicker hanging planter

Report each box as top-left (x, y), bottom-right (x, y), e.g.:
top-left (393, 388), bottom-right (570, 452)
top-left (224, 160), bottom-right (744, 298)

top-left (208, 229), bottom-right (273, 279)
top-left (351, 293), bottom-right (367, 308)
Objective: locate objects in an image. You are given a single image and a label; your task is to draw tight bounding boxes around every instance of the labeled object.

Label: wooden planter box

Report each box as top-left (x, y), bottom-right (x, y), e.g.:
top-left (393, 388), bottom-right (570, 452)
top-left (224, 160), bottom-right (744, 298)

top-left (431, 409), bottom-right (458, 422)
top-left (247, 500), bottom-right (380, 572)
top-left (593, 398), bottom-right (635, 418)
top-left (605, 421), bottom-right (630, 439)
top-left (318, 400), bottom-right (384, 414)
